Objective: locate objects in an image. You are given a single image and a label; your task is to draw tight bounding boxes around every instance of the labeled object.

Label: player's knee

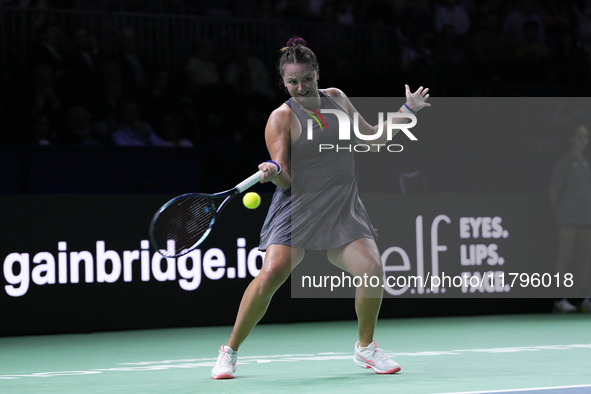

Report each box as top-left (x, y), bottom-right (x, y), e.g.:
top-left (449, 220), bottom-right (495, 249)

top-left (363, 260), bottom-right (383, 279)
top-left (256, 262), bottom-right (290, 291)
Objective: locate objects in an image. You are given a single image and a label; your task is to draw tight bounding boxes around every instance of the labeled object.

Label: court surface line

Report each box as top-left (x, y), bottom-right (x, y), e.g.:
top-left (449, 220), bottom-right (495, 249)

top-left (432, 383), bottom-right (591, 394)
top-left (1, 342), bottom-right (590, 380)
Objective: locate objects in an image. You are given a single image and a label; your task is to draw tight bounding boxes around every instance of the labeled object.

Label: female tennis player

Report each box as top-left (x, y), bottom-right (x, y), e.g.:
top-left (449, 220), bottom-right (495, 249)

top-left (212, 37), bottom-right (431, 379)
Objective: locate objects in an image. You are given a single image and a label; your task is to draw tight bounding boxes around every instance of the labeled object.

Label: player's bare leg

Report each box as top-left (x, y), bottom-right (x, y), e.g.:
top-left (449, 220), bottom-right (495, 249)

top-left (212, 245), bottom-right (304, 379)
top-left (328, 238), bottom-right (383, 345)
top-left (228, 245), bottom-right (304, 350)
top-left (327, 238), bottom-right (400, 374)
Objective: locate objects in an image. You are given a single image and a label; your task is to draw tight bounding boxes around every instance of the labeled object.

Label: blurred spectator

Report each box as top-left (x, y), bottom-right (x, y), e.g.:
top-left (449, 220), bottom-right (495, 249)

top-left (111, 99), bottom-right (170, 146)
top-left (65, 106), bottom-right (109, 145)
top-left (140, 69), bottom-right (179, 138)
top-left (176, 94), bottom-right (202, 144)
top-left (17, 64), bottom-right (68, 136)
top-left (502, 0), bottom-right (545, 48)
top-left (400, 33), bottom-right (434, 78)
top-left (259, 0), bottom-right (280, 20)
top-left (29, 21), bottom-right (67, 78)
top-left (320, 1), bottom-right (337, 23)
top-left (223, 41), bottom-right (278, 144)
top-left (395, 13), bottom-right (419, 46)
top-left (95, 59), bottom-right (126, 126)
top-left (112, 0), bottom-right (161, 12)
top-left (202, 0), bottom-right (233, 17)
top-left (159, 115), bottom-right (193, 147)
top-left (276, 0), bottom-right (311, 20)
top-left (550, 125), bottom-right (591, 313)
top-left (314, 3), bottom-right (351, 80)
top-left (573, 0), bottom-right (591, 49)
top-left (396, 0), bottom-right (434, 28)
top-left (552, 32), bottom-right (591, 84)
top-left (232, 0), bottom-right (259, 18)
top-left (56, 0), bottom-right (77, 7)
top-left (31, 64), bottom-right (63, 113)
top-left (27, 0), bottom-right (51, 33)
top-left (396, 0), bottom-right (432, 14)
top-left (434, 0), bottom-right (471, 37)
top-left (224, 42), bottom-right (278, 100)
top-left (185, 39), bottom-right (221, 88)
top-left (71, 0), bottom-right (111, 11)
top-left (537, 0), bottom-right (572, 49)
top-left (512, 20), bottom-right (551, 82)
top-left (335, 0), bottom-right (355, 25)
top-left (471, 10), bottom-right (506, 81)
top-left (162, 0), bottom-right (191, 14)
top-left (112, 26), bottom-right (148, 97)
top-left (434, 24), bottom-right (472, 74)
top-left (309, 0), bottom-right (324, 17)
top-left (66, 25), bottom-right (104, 116)
top-left (30, 110), bottom-right (58, 144)
top-left (35, 0), bottom-right (75, 8)
top-left (360, 0), bottom-right (396, 25)
top-left (0, 70), bottom-right (7, 141)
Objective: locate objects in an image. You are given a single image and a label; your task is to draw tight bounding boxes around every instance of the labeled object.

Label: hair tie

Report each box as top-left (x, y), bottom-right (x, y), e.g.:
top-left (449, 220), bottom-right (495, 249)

top-left (285, 36), bottom-right (307, 48)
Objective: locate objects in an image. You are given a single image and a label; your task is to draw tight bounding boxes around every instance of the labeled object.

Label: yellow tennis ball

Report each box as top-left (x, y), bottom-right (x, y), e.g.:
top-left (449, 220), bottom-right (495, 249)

top-left (243, 192), bottom-right (261, 209)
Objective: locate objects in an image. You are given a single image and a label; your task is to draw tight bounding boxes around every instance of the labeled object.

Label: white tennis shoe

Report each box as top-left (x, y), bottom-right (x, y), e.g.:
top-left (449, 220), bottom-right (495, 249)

top-left (553, 299), bottom-right (577, 313)
top-left (211, 345), bottom-right (238, 379)
top-left (579, 298), bottom-right (591, 313)
top-left (354, 340), bottom-right (401, 374)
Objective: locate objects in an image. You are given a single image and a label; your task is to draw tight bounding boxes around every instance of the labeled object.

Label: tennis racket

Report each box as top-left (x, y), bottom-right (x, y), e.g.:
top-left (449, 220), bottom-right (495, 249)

top-left (149, 170), bottom-right (263, 257)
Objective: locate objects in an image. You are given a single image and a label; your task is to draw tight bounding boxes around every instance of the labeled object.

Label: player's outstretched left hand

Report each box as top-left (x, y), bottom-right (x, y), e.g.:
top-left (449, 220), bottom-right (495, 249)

top-left (405, 85), bottom-right (431, 113)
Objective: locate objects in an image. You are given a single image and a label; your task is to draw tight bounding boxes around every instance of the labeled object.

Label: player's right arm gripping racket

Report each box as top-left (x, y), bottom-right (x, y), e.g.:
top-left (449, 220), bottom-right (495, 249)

top-left (149, 170), bottom-right (263, 258)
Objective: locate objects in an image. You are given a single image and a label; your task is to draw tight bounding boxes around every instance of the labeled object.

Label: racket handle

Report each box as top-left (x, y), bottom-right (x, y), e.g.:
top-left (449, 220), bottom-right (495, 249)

top-left (235, 170), bottom-right (263, 193)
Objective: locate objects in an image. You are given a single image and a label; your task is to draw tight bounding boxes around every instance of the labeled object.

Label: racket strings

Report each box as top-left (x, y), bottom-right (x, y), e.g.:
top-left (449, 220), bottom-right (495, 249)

top-left (151, 196), bottom-right (215, 256)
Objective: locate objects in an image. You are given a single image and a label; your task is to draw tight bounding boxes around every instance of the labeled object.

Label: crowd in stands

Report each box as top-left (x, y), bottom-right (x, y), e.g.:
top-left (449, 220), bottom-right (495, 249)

top-left (1, 0), bottom-right (591, 147)
top-left (0, 23), bottom-right (280, 149)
